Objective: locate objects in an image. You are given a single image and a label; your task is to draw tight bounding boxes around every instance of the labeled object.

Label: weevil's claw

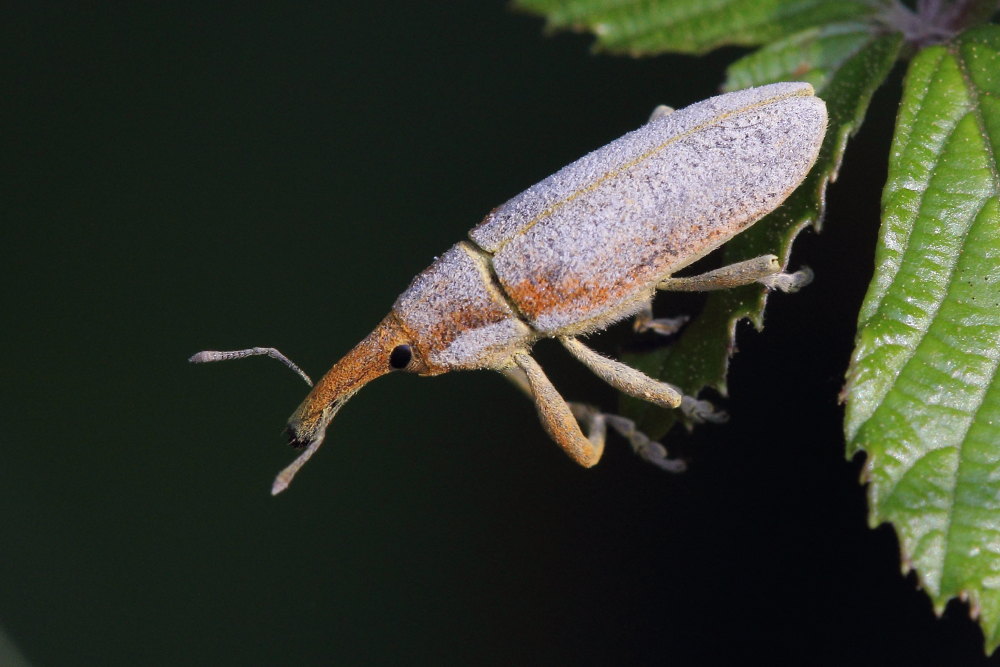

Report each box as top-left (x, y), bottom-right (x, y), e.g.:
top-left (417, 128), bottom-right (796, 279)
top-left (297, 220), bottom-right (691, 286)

top-left (680, 396), bottom-right (729, 424)
top-left (760, 266), bottom-right (813, 293)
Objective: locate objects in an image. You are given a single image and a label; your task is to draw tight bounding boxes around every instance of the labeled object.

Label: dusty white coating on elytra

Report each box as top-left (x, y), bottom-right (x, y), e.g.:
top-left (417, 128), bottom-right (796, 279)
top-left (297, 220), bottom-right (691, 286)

top-left (469, 82), bottom-right (827, 334)
top-left (391, 242), bottom-right (531, 369)
top-left (470, 82), bottom-right (820, 252)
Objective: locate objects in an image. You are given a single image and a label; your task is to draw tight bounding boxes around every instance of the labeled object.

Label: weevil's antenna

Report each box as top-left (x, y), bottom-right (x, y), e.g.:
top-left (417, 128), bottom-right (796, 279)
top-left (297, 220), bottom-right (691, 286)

top-left (188, 347), bottom-right (313, 386)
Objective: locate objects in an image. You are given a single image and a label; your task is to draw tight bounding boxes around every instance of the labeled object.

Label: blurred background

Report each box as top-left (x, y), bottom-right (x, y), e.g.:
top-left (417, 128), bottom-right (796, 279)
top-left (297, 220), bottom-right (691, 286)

top-left (4, 2), bottom-right (996, 665)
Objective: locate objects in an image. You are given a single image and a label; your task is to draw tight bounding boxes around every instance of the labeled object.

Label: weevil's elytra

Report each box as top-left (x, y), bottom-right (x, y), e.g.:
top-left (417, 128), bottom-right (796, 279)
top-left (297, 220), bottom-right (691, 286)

top-left (472, 87), bottom-right (825, 333)
top-left (191, 82), bottom-right (827, 493)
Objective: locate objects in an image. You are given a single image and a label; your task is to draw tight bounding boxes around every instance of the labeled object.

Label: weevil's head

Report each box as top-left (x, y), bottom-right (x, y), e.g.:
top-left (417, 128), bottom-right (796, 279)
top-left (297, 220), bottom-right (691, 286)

top-left (275, 313), bottom-right (436, 494)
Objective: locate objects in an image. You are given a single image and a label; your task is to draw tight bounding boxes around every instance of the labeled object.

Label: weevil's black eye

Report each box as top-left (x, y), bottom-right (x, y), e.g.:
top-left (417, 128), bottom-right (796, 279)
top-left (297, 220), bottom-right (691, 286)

top-left (389, 344), bottom-right (412, 370)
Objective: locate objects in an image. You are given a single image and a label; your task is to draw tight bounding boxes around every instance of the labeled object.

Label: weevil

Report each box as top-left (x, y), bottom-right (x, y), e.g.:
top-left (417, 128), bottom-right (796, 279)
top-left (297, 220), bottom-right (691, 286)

top-left (192, 82), bottom-right (827, 494)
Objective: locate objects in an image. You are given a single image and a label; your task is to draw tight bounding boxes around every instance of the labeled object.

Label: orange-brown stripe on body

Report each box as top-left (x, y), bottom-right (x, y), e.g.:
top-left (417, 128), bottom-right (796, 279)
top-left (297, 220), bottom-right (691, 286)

top-left (496, 215), bottom-right (743, 334)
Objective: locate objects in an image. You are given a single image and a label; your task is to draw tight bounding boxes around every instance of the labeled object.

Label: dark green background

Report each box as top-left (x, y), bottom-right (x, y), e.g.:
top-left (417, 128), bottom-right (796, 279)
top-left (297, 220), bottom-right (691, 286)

top-left (4, 2), bottom-right (995, 665)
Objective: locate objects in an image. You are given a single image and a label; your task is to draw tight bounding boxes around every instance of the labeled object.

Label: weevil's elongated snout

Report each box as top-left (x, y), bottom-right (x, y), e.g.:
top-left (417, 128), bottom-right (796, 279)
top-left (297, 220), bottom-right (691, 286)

top-left (273, 314), bottom-right (413, 494)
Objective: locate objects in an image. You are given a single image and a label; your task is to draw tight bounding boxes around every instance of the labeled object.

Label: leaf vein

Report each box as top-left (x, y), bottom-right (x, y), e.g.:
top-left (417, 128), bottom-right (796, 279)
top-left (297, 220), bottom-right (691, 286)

top-left (851, 48), bottom-right (955, 438)
top-left (878, 193), bottom-right (992, 530)
top-left (935, 41), bottom-right (1000, 595)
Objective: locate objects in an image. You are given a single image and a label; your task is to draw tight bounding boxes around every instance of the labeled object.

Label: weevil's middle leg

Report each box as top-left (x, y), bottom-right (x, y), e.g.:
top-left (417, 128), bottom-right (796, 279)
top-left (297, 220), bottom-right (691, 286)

top-left (560, 336), bottom-right (681, 409)
top-left (510, 353), bottom-right (604, 467)
top-left (559, 337), bottom-right (727, 424)
top-left (658, 254), bottom-right (812, 293)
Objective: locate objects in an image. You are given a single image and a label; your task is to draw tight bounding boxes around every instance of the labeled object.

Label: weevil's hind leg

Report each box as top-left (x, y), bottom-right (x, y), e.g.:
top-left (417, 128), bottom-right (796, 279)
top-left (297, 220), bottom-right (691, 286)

top-left (511, 353), bottom-right (604, 467)
top-left (632, 301), bottom-right (689, 336)
top-left (559, 337), bottom-right (727, 424)
top-left (658, 254), bottom-right (812, 294)
top-left (188, 347), bottom-right (313, 386)
top-left (648, 104), bottom-right (675, 122)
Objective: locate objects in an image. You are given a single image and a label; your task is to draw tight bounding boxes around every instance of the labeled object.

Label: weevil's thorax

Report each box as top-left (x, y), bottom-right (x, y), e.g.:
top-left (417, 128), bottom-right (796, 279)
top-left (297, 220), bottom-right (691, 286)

top-left (391, 242), bottom-right (533, 373)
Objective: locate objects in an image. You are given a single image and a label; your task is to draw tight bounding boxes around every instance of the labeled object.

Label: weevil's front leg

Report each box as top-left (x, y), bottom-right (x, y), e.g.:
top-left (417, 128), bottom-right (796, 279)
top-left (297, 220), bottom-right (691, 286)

top-left (632, 302), bottom-right (689, 336)
top-left (501, 363), bottom-right (534, 398)
top-left (560, 337), bottom-right (727, 424)
top-left (188, 347), bottom-right (313, 386)
top-left (570, 403), bottom-right (686, 472)
top-left (658, 254), bottom-right (812, 294)
top-left (502, 362), bottom-right (687, 471)
top-left (503, 365), bottom-right (609, 453)
top-left (512, 353), bottom-right (604, 467)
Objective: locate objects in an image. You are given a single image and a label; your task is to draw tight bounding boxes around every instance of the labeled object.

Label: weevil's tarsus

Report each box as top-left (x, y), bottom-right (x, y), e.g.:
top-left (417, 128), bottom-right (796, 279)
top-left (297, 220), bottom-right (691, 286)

top-left (760, 266), bottom-right (814, 293)
top-left (513, 353), bottom-right (604, 467)
top-left (571, 403), bottom-right (686, 473)
top-left (606, 413), bottom-right (686, 473)
top-left (632, 305), bottom-right (689, 336)
top-left (560, 336), bottom-right (682, 409)
top-left (647, 104), bottom-right (675, 122)
top-left (188, 347), bottom-right (313, 387)
top-left (680, 396), bottom-right (729, 425)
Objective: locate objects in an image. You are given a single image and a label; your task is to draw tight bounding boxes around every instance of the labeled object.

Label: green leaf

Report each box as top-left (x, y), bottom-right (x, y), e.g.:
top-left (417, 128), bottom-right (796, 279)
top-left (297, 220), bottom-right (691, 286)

top-left (622, 29), bottom-right (902, 438)
top-left (843, 25), bottom-right (1000, 652)
top-left (514, 0), bottom-right (880, 55)
top-left (724, 22), bottom-right (889, 92)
